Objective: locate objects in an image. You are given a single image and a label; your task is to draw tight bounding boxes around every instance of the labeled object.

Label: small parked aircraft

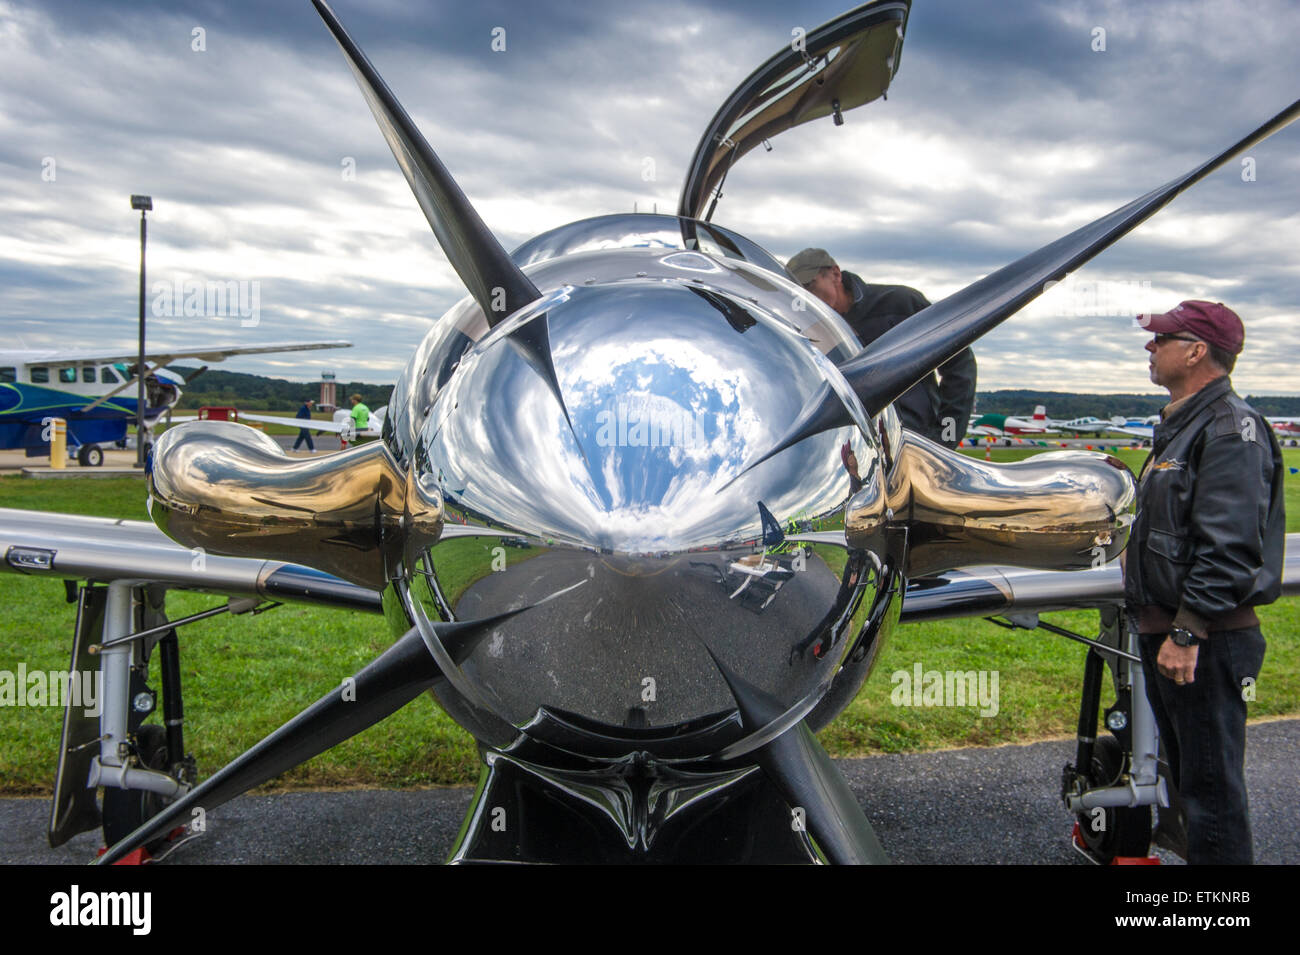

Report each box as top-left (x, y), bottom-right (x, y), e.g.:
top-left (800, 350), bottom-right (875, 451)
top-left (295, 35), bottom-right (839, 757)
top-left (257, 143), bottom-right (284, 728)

top-left (1269, 417), bottom-right (1300, 440)
top-left (1049, 414), bottom-right (1122, 435)
top-left (0, 341), bottom-right (350, 464)
top-left (968, 406), bottom-right (1058, 437)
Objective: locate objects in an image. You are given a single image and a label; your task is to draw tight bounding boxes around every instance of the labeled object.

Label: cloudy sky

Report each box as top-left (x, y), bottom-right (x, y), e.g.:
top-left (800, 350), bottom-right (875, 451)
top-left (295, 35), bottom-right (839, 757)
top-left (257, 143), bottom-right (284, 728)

top-left (3, 0), bottom-right (1298, 398)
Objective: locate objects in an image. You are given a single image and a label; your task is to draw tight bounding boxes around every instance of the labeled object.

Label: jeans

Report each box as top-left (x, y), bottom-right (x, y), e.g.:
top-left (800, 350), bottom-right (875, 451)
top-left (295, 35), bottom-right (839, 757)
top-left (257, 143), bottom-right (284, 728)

top-left (293, 429), bottom-right (315, 451)
top-left (1139, 626), bottom-right (1266, 865)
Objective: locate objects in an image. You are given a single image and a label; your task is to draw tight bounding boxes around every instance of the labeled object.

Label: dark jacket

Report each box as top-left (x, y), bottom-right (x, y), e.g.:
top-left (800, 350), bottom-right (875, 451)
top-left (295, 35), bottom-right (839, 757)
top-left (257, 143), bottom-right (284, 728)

top-left (840, 272), bottom-right (976, 448)
top-left (296, 404), bottom-right (312, 420)
top-left (1125, 376), bottom-right (1285, 637)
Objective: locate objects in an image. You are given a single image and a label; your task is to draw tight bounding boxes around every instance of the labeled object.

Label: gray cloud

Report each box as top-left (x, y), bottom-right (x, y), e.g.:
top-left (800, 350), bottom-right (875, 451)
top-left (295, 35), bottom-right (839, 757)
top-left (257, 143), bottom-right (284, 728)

top-left (2, 0), bottom-right (1297, 399)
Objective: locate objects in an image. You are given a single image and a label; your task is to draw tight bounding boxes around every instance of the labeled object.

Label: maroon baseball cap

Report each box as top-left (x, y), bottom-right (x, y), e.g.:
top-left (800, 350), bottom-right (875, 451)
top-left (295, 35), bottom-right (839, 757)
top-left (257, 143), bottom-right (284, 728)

top-left (1135, 300), bottom-right (1244, 354)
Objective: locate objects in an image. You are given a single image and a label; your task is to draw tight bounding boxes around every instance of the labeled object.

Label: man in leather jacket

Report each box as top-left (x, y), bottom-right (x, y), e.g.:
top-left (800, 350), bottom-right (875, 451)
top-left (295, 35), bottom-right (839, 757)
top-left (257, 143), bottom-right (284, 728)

top-left (786, 248), bottom-right (976, 449)
top-left (1126, 300), bottom-right (1284, 864)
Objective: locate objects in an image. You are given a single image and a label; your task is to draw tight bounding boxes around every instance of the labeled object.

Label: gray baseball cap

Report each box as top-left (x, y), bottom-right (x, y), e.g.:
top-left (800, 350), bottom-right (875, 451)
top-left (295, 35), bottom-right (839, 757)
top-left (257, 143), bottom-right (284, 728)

top-left (785, 248), bottom-right (838, 285)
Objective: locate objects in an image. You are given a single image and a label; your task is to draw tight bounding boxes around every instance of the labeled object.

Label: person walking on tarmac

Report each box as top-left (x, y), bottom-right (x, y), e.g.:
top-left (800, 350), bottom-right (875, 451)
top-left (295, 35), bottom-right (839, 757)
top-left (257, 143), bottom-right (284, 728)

top-left (349, 393), bottom-right (371, 432)
top-left (293, 398), bottom-right (315, 452)
top-left (341, 393), bottom-right (371, 449)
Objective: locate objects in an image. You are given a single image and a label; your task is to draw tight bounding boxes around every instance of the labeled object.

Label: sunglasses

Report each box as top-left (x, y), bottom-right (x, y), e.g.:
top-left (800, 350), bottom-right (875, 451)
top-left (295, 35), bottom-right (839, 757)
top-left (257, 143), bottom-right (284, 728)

top-left (1151, 332), bottom-right (1201, 346)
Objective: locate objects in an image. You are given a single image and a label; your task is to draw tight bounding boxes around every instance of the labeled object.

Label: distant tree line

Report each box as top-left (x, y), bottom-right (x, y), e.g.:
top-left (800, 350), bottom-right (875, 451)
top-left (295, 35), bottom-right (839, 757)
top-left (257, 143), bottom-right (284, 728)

top-left (975, 390), bottom-right (1300, 418)
top-left (162, 371), bottom-right (1300, 417)
top-left (169, 366), bottom-right (394, 411)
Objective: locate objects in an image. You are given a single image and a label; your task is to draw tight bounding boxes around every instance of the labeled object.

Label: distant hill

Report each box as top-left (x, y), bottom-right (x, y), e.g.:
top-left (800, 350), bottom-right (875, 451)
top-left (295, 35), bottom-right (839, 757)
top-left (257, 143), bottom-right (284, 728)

top-left (169, 366), bottom-right (393, 411)
top-left (975, 390), bottom-right (1300, 418)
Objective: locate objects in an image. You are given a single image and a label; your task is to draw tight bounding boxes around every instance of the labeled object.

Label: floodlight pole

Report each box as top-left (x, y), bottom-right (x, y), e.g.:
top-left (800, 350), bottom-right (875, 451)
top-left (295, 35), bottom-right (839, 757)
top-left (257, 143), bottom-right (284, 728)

top-left (131, 195), bottom-right (152, 468)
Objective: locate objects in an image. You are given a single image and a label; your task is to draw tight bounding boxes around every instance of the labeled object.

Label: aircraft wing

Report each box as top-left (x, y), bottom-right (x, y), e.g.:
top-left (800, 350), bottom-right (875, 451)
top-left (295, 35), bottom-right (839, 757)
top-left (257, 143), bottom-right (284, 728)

top-left (18, 340), bottom-right (351, 367)
top-left (238, 412), bottom-right (342, 431)
top-left (6, 505), bottom-right (1297, 634)
top-left (678, 0), bottom-right (910, 221)
top-left (1110, 424), bottom-right (1154, 439)
top-left (742, 527), bottom-right (1300, 618)
top-left (1050, 420), bottom-right (1110, 434)
top-left (903, 533), bottom-right (1300, 621)
top-left (239, 405), bottom-right (386, 436)
top-left (0, 508), bottom-right (379, 612)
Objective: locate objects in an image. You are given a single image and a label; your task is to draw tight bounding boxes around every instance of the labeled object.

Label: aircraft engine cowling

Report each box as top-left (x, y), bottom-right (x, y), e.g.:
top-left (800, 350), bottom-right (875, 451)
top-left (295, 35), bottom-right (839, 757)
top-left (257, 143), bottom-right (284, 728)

top-left (145, 231), bottom-right (1137, 763)
top-left (385, 259), bottom-right (891, 758)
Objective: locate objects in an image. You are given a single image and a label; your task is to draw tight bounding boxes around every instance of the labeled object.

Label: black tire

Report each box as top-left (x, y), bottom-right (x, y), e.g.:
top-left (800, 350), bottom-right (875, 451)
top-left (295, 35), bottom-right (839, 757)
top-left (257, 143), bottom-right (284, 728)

top-left (77, 444), bottom-right (104, 467)
top-left (101, 725), bottom-right (174, 852)
top-left (1075, 736), bottom-right (1152, 862)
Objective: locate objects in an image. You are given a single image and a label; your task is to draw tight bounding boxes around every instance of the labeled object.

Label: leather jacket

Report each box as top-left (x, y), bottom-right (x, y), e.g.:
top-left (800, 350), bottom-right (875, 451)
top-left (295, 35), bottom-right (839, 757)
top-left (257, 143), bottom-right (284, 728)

top-left (1125, 376), bottom-right (1285, 637)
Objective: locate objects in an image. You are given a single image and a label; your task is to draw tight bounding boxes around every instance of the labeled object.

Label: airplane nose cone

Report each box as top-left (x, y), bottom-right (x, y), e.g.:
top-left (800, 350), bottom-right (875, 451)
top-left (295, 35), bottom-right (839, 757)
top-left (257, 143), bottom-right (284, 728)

top-left (403, 280), bottom-right (889, 758)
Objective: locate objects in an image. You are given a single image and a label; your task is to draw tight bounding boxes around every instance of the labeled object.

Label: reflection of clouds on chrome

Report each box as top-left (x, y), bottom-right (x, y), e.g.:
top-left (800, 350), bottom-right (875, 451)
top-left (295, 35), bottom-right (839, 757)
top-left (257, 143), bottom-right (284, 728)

top-left (594, 396), bottom-right (705, 448)
top-left (563, 339), bottom-right (755, 469)
top-left (423, 281), bottom-right (864, 552)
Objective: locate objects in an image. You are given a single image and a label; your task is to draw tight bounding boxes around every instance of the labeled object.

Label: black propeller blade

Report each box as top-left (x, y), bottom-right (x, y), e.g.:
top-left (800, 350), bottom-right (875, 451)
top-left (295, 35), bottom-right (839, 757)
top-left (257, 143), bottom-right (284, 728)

top-left (505, 313), bottom-right (580, 446)
top-left (707, 649), bottom-right (888, 864)
top-left (737, 97), bottom-right (1300, 473)
top-left (313, 1), bottom-right (577, 434)
top-left (95, 610), bottom-right (522, 864)
top-left (312, 0), bottom-right (539, 325)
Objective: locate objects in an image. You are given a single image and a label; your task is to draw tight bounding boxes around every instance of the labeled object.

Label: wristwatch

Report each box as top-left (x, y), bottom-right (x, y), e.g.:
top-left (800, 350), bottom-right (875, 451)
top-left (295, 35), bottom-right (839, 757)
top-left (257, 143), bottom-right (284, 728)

top-left (1169, 626), bottom-right (1198, 647)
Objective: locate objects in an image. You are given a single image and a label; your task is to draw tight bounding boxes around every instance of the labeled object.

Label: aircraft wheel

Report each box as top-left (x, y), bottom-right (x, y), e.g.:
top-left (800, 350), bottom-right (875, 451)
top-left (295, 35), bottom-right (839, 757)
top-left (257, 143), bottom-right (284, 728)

top-left (1075, 736), bottom-right (1152, 862)
top-left (101, 725), bottom-right (174, 852)
top-left (77, 444), bottom-right (104, 467)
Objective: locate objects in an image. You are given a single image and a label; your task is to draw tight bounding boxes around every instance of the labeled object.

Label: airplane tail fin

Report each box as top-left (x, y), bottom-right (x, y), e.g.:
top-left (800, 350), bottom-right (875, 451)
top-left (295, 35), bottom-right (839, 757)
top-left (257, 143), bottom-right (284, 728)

top-left (1033, 405), bottom-right (1047, 423)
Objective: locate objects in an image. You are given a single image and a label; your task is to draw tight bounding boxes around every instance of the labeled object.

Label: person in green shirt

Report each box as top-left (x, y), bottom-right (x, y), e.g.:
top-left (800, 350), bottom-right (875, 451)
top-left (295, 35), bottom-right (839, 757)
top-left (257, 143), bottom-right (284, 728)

top-left (349, 393), bottom-right (371, 432)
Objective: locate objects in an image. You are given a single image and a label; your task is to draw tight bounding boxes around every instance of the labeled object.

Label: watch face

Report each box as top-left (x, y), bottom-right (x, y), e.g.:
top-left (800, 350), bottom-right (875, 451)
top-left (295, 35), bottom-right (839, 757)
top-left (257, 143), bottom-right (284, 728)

top-left (1171, 628), bottom-right (1196, 647)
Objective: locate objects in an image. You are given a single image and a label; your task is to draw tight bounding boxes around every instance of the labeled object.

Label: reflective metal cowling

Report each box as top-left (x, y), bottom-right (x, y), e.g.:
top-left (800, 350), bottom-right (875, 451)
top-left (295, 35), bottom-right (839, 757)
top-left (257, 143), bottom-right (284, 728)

top-left (147, 420), bottom-right (414, 590)
top-left (856, 432), bottom-right (1137, 578)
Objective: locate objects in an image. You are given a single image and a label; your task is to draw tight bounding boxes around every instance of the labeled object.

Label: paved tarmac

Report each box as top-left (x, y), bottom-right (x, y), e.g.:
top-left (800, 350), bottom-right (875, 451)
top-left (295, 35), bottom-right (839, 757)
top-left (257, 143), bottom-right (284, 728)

top-left (4, 718), bottom-right (1295, 865)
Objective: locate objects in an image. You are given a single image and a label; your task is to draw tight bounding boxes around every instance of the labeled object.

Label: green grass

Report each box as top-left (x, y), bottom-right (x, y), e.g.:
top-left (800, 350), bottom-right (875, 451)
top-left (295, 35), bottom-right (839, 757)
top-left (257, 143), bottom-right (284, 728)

top-left (0, 477), bottom-right (152, 520)
top-left (824, 600), bottom-right (1299, 754)
top-left (1, 449), bottom-right (1296, 793)
top-left (0, 577), bottom-right (480, 795)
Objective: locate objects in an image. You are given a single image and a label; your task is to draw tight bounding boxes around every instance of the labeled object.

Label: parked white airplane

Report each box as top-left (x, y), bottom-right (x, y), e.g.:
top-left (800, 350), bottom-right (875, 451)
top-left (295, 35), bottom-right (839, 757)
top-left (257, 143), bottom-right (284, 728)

top-left (1105, 415), bottom-right (1160, 441)
top-left (1269, 417), bottom-right (1300, 441)
top-left (1049, 414), bottom-right (1119, 435)
top-left (976, 406), bottom-right (1157, 440)
top-left (968, 405), bottom-right (1058, 437)
top-left (0, 341), bottom-right (351, 464)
